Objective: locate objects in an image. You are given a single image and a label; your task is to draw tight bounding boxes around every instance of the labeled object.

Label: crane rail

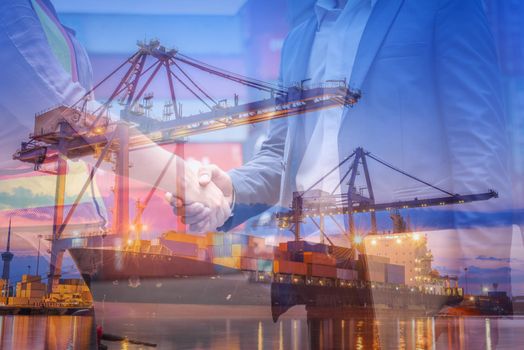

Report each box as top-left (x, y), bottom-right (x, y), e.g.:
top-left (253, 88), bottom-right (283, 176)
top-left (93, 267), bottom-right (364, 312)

top-left (14, 86), bottom-right (359, 164)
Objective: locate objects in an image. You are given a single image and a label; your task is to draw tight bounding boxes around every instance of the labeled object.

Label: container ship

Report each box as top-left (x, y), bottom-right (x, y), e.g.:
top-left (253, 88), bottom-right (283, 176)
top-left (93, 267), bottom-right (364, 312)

top-left (69, 230), bottom-right (463, 325)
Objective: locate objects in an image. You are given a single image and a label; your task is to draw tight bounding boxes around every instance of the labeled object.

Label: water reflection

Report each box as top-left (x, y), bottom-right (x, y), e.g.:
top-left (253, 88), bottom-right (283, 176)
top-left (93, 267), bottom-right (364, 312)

top-left (0, 315), bottom-right (95, 349)
top-left (0, 313), bottom-right (522, 349)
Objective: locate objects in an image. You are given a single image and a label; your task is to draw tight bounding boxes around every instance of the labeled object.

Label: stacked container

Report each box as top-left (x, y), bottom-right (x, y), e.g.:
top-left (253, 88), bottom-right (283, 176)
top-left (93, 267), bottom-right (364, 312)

top-left (203, 232), bottom-right (274, 273)
top-left (276, 240), bottom-right (358, 280)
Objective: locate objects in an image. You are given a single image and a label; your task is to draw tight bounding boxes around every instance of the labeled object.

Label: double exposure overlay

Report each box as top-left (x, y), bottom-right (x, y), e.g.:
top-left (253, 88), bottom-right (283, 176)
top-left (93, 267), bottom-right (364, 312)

top-left (0, 0), bottom-right (523, 349)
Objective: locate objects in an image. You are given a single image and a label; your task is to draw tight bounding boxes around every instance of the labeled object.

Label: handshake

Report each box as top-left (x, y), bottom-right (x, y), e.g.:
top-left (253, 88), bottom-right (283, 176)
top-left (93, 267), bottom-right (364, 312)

top-left (165, 164), bottom-right (233, 232)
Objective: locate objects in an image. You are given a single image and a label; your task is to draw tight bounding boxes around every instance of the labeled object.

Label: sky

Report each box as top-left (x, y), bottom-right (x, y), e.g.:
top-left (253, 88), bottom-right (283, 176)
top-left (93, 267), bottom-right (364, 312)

top-left (1, 0), bottom-right (522, 296)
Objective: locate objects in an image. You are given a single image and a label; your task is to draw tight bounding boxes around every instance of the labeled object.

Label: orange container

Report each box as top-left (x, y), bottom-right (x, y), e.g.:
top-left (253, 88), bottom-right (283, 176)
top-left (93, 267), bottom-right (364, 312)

top-left (162, 231), bottom-right (207, 247)
top-left (303, 252), bottom-right (337, 266)
top-left (308, 264), bottom-right (337, 278)
top-left (274, 260), bottom-right (307, 275)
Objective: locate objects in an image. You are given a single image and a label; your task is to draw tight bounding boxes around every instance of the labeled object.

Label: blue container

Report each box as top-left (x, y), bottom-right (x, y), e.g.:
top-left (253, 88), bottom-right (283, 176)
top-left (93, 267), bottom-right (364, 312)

top-left (212, 233), bottom-right (224, 245)
top-left (231, 234), bottom-right (250, 245)
top-left (290, 252), bottom-right (304, 262)
top-left (286, 241), bottom-right (328, 254)
top-left (212, 245), bottom-right (232, 257)
top-left (223, 233), bottom-right (233, 246)
top-left (257, 259), bottom-right (273, 272)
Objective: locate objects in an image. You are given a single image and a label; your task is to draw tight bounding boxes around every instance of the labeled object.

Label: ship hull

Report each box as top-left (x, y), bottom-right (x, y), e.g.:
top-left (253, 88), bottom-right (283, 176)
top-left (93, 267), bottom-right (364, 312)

top-left (69, 247), bottom-right (460, 335)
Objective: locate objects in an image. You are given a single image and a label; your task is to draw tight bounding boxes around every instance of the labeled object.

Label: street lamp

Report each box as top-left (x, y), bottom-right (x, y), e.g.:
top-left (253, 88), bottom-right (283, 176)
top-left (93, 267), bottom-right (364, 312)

top-left (36, 235), bottom-right (41, 277)
top-left (464, 267), bottom-right (469, 295)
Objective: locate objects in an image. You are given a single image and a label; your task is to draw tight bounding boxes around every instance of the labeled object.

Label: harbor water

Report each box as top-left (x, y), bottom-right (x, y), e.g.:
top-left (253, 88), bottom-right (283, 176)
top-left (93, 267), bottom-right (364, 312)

top-left (0, 311), bottom-right (523, 349)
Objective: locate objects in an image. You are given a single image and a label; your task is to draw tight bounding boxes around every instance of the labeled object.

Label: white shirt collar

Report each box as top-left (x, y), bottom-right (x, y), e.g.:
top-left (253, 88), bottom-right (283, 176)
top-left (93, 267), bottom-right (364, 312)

top-left (315, 0), bottom-right (377, 26)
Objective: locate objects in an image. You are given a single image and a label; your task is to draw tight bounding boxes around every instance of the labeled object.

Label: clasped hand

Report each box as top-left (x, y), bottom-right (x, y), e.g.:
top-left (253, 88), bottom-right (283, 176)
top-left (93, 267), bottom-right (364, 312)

top-left (166, 164), bottom-right (233, 232)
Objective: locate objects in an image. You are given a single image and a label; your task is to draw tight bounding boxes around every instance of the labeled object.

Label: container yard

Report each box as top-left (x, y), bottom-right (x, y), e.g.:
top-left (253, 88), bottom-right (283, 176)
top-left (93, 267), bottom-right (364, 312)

top-left (0, 274), bottom-right (92, 314)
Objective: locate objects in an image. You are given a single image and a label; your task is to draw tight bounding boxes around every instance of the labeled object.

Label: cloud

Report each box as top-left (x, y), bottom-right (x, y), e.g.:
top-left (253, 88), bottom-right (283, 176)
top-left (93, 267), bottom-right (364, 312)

top-left (476, 255), bottom-right (512, 263)
top-left (0, 187), bottom-right (57, 210)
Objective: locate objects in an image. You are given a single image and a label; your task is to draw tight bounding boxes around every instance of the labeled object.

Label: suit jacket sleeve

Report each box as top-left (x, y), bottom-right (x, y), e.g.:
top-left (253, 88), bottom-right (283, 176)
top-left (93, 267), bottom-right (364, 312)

top-left (219, 33), bottom-right (296, 230)
top-left (219, 116), bottom-right (287, 230)
top-left (435, 0), bottom-right (512, 227)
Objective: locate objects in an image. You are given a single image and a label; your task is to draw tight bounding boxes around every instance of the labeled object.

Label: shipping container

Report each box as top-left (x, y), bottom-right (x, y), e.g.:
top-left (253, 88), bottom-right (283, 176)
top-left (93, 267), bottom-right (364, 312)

top-left (308, 264), bottom-right (337, 278)
top-left (231, 234), bottom-right (250, 245)
top-left (8, 297), bottom-right (30, 306)
top-left (212, 244), bottom-right (232, 257)
top-left (160, 239), bottom-right (198, 257)
top-left (162, 231), bottom-right (207, 247)
top-left (302, 252), bottom-right (337, 266)
top-left (287, 241), bottom-right (328, 254)
top-left (251, 245), bottom-right (274, 259)
top-left (257, 259), bottom-right (273, 272)
top-left (240, 257), bottom-right (258, 271)
top-left (60, 279), bottom-right (85, 286)
top-left (223, 233), bottom-right (233, 246)
top-left (213, 257), bottom-right (241, 269)
top-left (278, 242), bottom-right (288, 252)
top-left (358, 260), bottom-right (386, 283)
top-left (249, 236), bottom-right (266, 248)
top-left (212, 257), bottom-right (259, 271)
top-left (231, 244), bottom-right (254, 258)
top-left (335, 260), bottom-right (358, 269)
top-left (386, 264), bottom-right (405, 284)
top-left (24, 290), bottom-right (45, 299)
top-left (336, 268), bottom-right (358, 280)
top-left (25, 282), bottom-right (46, 291)
top-left (207, 232), bottom-right (224, 246)
top-left (21, 275), bottom-right (41, 283)
top-left (274, 260), bottom-right (307, 275)
top-left (289, 252), bottom-right (304, 262)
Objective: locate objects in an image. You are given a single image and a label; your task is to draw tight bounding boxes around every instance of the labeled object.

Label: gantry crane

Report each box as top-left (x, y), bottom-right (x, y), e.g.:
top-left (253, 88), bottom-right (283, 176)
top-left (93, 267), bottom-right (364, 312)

top-left (276, 147), bottom-right (497, 247)
top-left (12, 40), bottom-right (361, 292)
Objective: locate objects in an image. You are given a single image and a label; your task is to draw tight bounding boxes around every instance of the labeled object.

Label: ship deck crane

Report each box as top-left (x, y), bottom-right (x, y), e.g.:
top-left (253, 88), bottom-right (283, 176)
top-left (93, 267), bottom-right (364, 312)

top-left (12, 40), bottom-right (360, 292)
top-left (276, 147), bottom-right (498, 245)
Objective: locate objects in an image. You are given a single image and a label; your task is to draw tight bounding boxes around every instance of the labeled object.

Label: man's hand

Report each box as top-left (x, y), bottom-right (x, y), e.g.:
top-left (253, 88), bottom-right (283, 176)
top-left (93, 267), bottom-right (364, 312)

top-left (198, 164), bottom-right (233, 206)
top-left (166, 163), bottom-right (233, 232)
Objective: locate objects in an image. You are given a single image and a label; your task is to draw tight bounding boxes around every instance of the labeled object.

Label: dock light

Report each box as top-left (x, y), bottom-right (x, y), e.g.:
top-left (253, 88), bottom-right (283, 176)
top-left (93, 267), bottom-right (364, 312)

top-left (371, 239), bottom-right (377, 246)
top-left (94, 127), bottom-right (105, 134)
top-left (469, 296), bottom-right (475, 301)
top-left (413, 234), bottom-right (420, 241)
top-left (483, 286), bottom-right (489, 293)
top-left (396, 238), bottom-right (402, 244)
top-left (354, 235), bottom-right (363, 244)
top-left (127, 239), bottom-right (133, 245)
